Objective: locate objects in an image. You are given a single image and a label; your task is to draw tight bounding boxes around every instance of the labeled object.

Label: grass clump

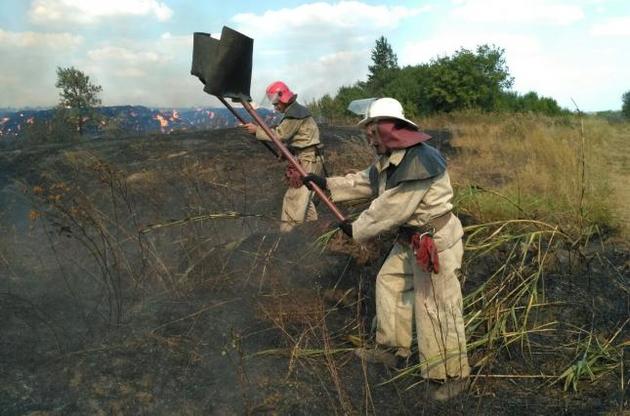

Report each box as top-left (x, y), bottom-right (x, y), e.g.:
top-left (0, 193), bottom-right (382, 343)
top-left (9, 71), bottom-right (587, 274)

top-left (419, 112), bottom-right (629, 239)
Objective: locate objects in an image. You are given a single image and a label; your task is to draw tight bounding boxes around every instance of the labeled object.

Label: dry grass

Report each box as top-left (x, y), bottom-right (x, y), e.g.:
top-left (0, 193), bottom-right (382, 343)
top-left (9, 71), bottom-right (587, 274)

top-left (316, 112), bottom-right (630, 400)
top-left (4, 121), bottom-right (627, 413)
top-left (325, 134), bottom-right (375, 175)
top-left (418, 112), bottom-right (629, 239)
top-left (256, 290), bottom-right (325, 325)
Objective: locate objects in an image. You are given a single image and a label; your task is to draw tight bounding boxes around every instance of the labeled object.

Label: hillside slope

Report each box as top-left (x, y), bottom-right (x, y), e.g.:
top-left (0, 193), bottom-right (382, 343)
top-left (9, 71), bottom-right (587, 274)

top-left (0, 125), bottom-right (626, 415)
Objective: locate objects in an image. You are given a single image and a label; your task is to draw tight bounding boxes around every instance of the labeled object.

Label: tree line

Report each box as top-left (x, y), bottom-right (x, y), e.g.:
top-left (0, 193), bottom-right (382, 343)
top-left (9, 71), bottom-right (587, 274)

top-left (17, 41), bottom-right (630, 143)
top-left (309, 36), bottom-right (629, 121)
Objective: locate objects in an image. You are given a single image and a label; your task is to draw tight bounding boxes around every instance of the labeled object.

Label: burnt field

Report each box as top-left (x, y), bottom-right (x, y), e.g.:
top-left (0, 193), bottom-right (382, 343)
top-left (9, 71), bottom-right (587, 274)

top-left (0, 126), bottom-right (627, 415)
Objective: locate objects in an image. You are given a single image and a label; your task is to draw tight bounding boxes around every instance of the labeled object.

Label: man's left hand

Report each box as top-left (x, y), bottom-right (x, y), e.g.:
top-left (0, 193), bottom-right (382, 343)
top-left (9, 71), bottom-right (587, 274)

top-left (338, 220), bottom-right (353, 238)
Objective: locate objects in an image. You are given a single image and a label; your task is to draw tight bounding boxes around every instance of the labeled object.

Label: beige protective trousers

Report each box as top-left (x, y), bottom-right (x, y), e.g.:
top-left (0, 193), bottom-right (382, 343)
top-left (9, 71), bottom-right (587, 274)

top-left (279, 152), bottom-right (324, 233)
top-left (375, 238), bottom-right (470, 379)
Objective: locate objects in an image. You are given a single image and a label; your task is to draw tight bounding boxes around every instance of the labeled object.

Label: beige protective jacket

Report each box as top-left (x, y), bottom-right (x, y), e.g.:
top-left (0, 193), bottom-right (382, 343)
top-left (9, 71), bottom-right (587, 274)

top-left (326, 149), bottom-right (462, 246)
top-left (255, 102), bottom-right (321, 151)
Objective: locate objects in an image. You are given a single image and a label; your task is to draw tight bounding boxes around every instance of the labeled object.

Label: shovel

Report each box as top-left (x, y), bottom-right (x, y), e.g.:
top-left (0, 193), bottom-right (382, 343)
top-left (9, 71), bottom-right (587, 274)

top-left (192, 31), bottom-right (278, 157)
top-left (191, 26), bottom-right (346, 222)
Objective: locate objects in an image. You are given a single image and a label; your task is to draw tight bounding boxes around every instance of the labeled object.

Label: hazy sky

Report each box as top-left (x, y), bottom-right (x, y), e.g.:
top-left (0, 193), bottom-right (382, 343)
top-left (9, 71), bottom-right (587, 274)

top-left (0, 0), bottom-right (628, 111)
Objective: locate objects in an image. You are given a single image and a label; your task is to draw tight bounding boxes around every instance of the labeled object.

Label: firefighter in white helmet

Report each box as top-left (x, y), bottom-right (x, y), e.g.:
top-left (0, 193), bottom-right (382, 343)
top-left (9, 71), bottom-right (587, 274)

top-left (303, 97), bottom-right (470, 400)
top-left (241, 81), bottom-right (324, 232)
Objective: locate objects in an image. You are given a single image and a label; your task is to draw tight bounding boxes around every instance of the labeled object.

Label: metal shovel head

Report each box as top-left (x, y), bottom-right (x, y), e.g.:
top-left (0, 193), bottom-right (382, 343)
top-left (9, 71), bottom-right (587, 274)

top-left (190, 26), bottom-right (253, 101)
top-left (191, 32), bottom-right (218, 86)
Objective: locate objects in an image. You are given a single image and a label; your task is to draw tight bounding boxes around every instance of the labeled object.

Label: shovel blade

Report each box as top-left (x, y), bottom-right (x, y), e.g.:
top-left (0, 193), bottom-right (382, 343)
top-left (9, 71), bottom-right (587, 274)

top-left (191, 32), bottom-right (219, 86)
top-left (191, 26), bottom-right (253, 101)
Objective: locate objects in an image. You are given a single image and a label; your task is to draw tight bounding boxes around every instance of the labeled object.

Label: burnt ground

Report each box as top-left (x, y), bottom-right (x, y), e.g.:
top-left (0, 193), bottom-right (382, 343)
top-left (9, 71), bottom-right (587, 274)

top-left (0, 126), bottom-right (628, 415)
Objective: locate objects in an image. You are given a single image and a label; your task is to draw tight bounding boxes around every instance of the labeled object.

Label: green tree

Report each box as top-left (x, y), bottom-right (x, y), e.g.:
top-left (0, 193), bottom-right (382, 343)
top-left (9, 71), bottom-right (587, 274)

top-left (307, 94), bottom-right (339, 123)
top-left (308, 83), bottom-right (367, 122)
top-left (335, 83), bottom-right (368, 114)
top-left (55, 66), bottom-right (102, 136)
top-left (425, 45), bottom-right (513, 112)
top-left (622, 90), bottom-right (630, 119)
top-left (383, 65), bottom-right (431, 116)
top-left (497, 91), bottom-right (565, 115)
top-left (367, 36), bottom-right (399, 95)
top-left (316, 41), bottom-right (573, 118)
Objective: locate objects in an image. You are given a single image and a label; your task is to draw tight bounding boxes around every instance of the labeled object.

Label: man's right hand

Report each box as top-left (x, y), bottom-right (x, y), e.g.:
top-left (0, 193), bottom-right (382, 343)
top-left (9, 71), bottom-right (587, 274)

top-left (302, 174), bottom-right (327, 190)
top-left (240, 122), bottom-right (258, 135)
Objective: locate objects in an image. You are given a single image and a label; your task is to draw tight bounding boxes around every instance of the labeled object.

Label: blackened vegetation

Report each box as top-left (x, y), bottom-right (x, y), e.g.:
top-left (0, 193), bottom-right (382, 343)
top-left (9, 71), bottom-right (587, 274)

top-left (0, 127), bottom-right (627, 415)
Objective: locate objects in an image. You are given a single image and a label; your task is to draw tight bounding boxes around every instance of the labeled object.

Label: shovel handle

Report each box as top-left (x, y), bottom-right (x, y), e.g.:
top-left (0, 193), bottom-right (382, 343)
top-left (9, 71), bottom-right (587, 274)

top-left (217, 96), bottom-right (279, 158)
top-left (240, 99), bottom-right (346, 223)
top-left (218, 96), bottom-right (246, 123)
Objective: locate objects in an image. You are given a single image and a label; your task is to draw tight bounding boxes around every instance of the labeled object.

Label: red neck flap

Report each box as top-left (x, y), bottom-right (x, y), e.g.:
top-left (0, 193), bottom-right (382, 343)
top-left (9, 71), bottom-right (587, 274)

top-left (377, 120), bottom-right (431, 150)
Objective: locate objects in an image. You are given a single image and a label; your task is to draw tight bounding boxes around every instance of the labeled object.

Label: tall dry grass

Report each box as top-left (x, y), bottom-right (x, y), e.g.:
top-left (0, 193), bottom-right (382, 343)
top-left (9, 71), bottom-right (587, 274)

top-left (395, 112), bottom-right (630, 395)
top-left (419, 111), bottom-right (629, 239)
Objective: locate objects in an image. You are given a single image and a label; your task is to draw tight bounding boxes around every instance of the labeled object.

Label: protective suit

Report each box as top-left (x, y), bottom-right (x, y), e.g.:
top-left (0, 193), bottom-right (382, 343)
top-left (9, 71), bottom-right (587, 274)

top-left (324, 100), bottom-right (469, 380)
top-left (255, 100), bottom-right (324, 232)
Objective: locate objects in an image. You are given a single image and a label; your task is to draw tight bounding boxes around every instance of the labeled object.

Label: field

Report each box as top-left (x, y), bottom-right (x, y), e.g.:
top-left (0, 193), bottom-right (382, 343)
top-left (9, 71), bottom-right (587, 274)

top-left (0, 115), bottom-right (628, 415)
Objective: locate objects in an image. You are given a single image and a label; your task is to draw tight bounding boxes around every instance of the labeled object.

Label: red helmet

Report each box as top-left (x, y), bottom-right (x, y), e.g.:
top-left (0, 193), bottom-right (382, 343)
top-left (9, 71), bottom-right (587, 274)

top-left (265, 81), bottom-right (295, 105)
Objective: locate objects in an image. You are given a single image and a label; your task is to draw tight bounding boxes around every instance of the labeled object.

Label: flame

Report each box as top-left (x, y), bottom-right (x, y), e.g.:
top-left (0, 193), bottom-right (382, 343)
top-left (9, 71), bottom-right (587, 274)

top-left (154, 113), bottom-right (169, 132)
top-left (171, 110), bottom-right (180, 120)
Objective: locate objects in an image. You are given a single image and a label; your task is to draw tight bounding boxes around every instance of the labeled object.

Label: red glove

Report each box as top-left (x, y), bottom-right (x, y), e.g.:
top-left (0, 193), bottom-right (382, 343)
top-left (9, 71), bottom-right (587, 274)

top-left (410, 233), bottom-right (440, 273)
top-left (284, 162), bottom-right (303, 188)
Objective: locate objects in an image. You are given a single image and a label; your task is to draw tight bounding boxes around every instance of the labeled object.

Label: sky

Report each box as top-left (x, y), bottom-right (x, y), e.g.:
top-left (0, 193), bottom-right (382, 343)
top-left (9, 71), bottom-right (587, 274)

top-left (0, 0), bottom-right (628, 112)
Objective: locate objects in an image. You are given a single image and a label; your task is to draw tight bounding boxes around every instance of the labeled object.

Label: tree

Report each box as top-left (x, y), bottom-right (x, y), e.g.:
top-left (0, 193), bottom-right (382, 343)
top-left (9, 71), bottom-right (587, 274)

top-left (622, 90), bottom-right (630, 119)
top-left (497, 91), bottom-right (565, 115)
top-left (317, 41), bottom-right (572, 117)
top-left (335, 83), bottom-right (368, 114)
top-left (55, 66), bottom-right (102, 136)
top-left (308, 83), bottom-right (368, 122)
top-left (383, 65), bottom-right (431, 116)
top-left (307, 94), bottom-right (339, 123)
top-left (367, 36), bottom-right (399, 95)
top-left (424, 45), bottom-right (514, 113)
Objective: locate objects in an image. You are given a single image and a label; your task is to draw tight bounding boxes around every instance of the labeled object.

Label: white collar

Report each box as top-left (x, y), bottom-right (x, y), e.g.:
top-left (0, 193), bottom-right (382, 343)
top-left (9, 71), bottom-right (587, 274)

top-left (376, 149), bottom-right (406, 172)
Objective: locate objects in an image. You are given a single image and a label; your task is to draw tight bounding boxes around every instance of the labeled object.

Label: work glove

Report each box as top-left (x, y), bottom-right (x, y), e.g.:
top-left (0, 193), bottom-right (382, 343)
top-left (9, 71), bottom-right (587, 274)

top-left (240, 122), bottom-right (258, 135)
top-left (302, 174), bottom-right (327, 190)
top-left (285, 163), bottom-right (303, 188)
top-left (337, 219), bottom-right (353, 238)
top-left (410, 233), bottom-right (440, 274)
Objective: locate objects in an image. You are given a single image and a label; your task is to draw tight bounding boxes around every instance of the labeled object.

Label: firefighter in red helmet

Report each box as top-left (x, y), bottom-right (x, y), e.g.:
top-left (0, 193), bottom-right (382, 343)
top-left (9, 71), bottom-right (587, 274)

top-left (241, 81), bottom-right (324, 232)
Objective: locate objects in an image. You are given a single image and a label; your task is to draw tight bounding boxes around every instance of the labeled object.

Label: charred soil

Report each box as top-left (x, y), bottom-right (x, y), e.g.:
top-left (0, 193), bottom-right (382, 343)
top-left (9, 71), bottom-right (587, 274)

top-left (0, 126), bottom-right (627, 415)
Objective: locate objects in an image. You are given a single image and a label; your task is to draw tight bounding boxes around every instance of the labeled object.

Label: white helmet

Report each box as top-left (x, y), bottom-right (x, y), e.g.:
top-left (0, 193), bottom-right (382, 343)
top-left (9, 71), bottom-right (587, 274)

top-left (357, 97), bottom-right (417, 128)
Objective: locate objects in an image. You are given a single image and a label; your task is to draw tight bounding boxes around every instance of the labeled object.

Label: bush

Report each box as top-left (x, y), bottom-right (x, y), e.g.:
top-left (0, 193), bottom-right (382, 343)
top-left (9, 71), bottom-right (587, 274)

top-left (311, 40), bottom-right (567, 120)
top-left (22, 108), bottom-right (80, 143)
top-left (622, 90), bottom-right (630, 119)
